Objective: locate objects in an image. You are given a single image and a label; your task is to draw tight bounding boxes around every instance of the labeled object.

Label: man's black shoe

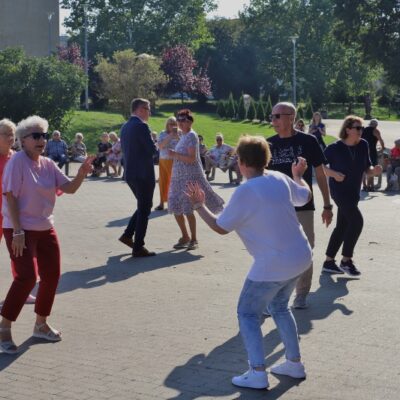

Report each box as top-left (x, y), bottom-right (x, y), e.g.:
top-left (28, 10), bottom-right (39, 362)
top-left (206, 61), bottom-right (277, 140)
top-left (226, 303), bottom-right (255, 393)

top-left (119, 235), bottom-right (134, 249)
top-left (132, 247), bottom-right (156, 257)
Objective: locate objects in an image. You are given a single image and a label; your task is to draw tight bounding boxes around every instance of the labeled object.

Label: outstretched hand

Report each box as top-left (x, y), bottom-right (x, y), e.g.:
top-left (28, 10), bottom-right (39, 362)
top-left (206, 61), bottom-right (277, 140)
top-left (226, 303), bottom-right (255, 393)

top-left (185, 181), bottom-right (205, 205)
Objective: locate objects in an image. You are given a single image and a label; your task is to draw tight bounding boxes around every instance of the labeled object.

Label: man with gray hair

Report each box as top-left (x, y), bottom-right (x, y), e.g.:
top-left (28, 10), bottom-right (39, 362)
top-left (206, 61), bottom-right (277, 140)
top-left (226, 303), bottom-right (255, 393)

top-left (45, 130), bottom-right (68, 169)
top-left (267, 102), bottom-right (333, 309)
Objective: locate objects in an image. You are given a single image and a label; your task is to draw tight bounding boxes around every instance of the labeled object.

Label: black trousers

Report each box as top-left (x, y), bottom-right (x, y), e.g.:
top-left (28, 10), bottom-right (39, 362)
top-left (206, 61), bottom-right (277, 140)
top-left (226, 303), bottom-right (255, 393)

top-left (326, 200), bottom-right (363, 259)
top-left (124, 179), bottom-right (155, 251)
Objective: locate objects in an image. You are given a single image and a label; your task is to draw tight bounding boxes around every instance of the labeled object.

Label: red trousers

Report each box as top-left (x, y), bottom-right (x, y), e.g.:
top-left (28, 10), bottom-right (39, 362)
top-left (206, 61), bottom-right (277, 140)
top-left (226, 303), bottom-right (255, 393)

top-left (1, 228), bottom-right (61, 321)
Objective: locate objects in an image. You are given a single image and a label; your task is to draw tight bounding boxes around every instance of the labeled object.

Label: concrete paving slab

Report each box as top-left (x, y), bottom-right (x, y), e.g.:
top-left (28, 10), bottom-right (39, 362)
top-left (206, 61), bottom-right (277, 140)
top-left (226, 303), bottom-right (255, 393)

top-left (0, 164), bottom-right (399, 400)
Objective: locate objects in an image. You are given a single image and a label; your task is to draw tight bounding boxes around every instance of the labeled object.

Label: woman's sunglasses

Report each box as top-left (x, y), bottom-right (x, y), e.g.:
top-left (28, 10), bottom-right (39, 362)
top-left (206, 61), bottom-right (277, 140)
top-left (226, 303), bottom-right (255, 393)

top-left (24, 132), bottom-right (49, 140)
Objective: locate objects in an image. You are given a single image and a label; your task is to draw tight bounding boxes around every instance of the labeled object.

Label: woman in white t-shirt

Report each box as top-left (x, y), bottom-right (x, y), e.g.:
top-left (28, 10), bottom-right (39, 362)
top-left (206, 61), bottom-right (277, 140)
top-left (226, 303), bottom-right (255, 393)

top-left (186, 135), bottom-right (312, 390)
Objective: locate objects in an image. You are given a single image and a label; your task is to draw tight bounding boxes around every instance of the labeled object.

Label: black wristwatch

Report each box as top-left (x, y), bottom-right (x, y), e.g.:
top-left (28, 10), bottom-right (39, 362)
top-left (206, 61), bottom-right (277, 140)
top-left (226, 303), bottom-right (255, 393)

top-left (323, 204), bottom-right (333, 210)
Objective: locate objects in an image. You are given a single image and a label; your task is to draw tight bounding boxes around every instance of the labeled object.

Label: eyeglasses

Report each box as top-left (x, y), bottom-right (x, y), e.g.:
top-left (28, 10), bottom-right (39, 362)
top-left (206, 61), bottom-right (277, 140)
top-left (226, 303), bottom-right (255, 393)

top-left (350, 126), bottom-right (363, 131)
top-left (177, 117), bottom-right (190, 122)
top-left (24, 132), bottom-right (49, 140)
top-left (140, 106), bottom-right (151, 111)
top-left (270, 113), bottom-right (293, 120)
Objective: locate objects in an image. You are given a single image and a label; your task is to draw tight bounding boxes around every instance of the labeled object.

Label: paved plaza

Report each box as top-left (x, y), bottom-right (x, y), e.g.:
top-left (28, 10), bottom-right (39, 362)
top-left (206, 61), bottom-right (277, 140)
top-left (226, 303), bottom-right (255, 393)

top-left (1, 142), bottom-right (400, 399)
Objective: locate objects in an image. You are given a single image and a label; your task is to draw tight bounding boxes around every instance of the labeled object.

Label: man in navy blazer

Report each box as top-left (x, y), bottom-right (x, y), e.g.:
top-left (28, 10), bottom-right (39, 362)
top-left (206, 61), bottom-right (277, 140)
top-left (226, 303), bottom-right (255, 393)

top-left (119, 98), bottom-right (157, 257)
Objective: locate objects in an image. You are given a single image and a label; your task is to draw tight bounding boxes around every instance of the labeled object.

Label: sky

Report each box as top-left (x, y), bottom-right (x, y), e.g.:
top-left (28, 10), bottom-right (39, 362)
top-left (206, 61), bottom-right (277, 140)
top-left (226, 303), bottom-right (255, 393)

top-left (59, 0), bottom-right (250, 34)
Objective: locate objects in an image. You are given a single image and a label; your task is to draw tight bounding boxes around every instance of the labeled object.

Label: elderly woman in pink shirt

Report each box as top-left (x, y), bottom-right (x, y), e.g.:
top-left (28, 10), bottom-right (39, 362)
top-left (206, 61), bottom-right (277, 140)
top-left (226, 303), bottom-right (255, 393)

top-left (0, 116), bottom-right (94, 354)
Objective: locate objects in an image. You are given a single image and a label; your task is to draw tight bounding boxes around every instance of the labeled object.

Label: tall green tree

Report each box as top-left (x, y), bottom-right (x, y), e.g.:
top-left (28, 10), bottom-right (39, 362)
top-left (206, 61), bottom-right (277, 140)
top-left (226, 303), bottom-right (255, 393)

top-left (237, 94), bottom-right (246, 120)
top-left (61, 0), bottom-right (217, 57)
top-left (225, 92), bottom-right (236, 119)
top-left (333, 0), bottom-right (400, 87)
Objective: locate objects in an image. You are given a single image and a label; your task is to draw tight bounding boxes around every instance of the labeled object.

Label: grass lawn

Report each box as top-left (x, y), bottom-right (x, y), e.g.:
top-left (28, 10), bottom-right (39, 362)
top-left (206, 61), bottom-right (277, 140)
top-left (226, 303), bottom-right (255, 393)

top-left (63, 101), bottom-right (336, 152)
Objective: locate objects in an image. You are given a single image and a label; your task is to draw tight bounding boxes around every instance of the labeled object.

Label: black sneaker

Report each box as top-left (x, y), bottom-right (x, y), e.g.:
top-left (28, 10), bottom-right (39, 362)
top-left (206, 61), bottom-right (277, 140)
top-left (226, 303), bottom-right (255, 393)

top-left (339, 260), bottom-right (361, 276)
top-left (322, 260), bottom-right (344, 274)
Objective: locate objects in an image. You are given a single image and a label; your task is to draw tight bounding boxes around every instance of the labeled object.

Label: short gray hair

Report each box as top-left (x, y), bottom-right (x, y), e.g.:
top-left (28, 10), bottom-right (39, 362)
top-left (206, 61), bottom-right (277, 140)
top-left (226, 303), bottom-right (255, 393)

top-left (15, 115), bottom-right (49, 141)
top-left (274, 102), bottom-right (297, 117)
top-left (0, 118), bottom-right (16, 136)
top-left (75, 132), bottom-right (84, 140)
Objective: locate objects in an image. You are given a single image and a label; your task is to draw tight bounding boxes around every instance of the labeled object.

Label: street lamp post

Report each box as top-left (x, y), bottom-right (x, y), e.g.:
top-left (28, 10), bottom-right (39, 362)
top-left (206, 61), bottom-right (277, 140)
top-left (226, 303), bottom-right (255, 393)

top-left (83, 3), bottom-right (89, 112)
top-left (289, 35), bottom-right (298, 106)
top-left (47, 12), bottom-right (54, 56)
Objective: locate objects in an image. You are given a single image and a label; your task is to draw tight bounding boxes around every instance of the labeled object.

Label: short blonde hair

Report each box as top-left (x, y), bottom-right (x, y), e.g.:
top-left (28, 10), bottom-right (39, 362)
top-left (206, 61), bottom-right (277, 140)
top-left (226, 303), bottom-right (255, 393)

top-left (75, 132), bottom-right (84, 140)
top-left (15, 115), bottom-right (49, 141)
top-left (339, 115), bottom-right (364, 139)
top-left (236, 135), bottom-right (271, 170)
top-left (0, 118), bottom-right (16, 136)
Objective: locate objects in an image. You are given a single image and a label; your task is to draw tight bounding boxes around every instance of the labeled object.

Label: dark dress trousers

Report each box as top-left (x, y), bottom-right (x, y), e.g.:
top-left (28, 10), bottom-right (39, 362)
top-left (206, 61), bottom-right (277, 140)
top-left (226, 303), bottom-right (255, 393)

top-left (120, 116), bottom-right (157, 251)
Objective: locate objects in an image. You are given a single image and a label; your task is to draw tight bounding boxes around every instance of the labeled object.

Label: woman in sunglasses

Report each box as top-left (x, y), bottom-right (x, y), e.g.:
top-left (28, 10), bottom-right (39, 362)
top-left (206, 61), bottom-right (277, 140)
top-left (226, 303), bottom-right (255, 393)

top-left (0, 116), bottom-right (94, 354)
top-left (168, 109), bottom-right (224, 250)
top-left (322, 116), bottom-right (382, 277)
top-left (294, 119), bottom-right (306, 133)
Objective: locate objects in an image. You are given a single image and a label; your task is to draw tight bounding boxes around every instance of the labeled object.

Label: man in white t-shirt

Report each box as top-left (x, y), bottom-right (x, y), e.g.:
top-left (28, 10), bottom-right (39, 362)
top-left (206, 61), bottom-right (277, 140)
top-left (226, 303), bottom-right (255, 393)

top-left (186, 135), bottom-right (312, 390)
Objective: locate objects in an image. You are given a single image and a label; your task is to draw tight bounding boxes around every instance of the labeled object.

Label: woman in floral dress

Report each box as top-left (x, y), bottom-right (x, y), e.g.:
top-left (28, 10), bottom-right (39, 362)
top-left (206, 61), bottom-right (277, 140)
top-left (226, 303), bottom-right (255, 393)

top-left (168, 109), bottom-right (224, 250)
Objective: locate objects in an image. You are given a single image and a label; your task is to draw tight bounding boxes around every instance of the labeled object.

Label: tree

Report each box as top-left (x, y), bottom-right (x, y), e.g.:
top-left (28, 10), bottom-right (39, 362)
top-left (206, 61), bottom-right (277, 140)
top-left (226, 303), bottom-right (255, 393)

top-left (297, 103), bottom-right (304, 119)
top-left (256, 101), bottom-right (265, 122)
top-left (225, 92), bottom-right (236, 119)
top-left (57, 43), bottom-right (85, 69)
top-left (247, 98), bottom-right (257, 121)
top-left (216, 100), bottom-right (226, 118)
top-left (264, 95), bottom-right (273, 121)
top-left (161, 45), bottom-right (211, 101)
top-left (61, 0), bottom-right (217, 58)
top-left (305, 98), bottom-right (314, 121)
top-left (0, 48), bottom-right (85, 129)
top-left (95, 50), bottom-right (166, 118)
top-left (333, 0), bottom-right (400, 87)
top-left (237, 94), bottom-right (246, 120)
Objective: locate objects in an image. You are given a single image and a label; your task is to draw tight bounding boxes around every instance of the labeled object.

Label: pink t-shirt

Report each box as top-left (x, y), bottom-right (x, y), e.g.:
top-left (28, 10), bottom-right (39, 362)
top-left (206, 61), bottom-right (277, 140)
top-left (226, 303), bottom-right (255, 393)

top-left (2, 151), bottom-right (70, 230)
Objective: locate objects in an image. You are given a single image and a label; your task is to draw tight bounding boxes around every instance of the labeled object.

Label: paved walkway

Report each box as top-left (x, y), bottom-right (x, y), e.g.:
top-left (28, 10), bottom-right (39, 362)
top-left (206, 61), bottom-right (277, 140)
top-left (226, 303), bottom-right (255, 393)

top-left (0, 166), bottom-right (399, 400)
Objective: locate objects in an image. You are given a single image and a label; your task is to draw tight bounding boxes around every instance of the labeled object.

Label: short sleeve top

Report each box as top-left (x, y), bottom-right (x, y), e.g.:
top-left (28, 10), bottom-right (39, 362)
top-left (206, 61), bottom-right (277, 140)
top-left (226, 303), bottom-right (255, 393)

top-left (2, 151), bottom-right (70, 230)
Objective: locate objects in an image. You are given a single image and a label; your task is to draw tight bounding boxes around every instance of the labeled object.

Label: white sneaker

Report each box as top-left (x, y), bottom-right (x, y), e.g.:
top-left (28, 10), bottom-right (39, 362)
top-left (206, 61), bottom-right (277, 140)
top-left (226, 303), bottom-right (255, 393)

top-left (231, 368), bottom-right (269, 389)
top-left (270, 359), bottom-right (306, 379)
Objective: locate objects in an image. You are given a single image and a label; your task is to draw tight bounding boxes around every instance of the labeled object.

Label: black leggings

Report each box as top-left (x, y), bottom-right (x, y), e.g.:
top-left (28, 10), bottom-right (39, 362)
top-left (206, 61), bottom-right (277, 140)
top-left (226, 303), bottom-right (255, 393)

top-left (326, 201), bottom-right (363, 259)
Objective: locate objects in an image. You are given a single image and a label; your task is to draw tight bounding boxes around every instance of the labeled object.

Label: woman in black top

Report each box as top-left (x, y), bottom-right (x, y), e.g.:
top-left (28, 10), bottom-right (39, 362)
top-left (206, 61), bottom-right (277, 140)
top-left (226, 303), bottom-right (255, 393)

top-left (321, 116), bottom-right (382, 276)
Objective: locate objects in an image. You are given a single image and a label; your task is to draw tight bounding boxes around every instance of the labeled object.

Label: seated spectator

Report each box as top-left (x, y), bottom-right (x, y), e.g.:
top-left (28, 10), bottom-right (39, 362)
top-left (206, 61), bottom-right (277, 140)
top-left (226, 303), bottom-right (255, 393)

top-left (205, 133), bottom-right (234, 181)
top-left (107, 132), bottom-right (122, 177)
top-left (92, 132), bottom-right (112, 177)
top-left (69, 133), bottom-right (87, 163)
top-left (385, 138), bottom-right (400, 191)
top-left (45, 130), bottom-right (68, 169)
top-left (295, 119), bottom-right (306, 132)
top-left (198, 135), bottom-right (208, 170)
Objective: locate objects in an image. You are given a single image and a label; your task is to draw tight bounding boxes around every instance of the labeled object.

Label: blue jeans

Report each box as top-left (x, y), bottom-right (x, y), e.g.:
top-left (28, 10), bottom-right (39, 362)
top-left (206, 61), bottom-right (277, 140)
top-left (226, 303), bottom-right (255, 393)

top-left (237, 276), bottom-right (301, 368)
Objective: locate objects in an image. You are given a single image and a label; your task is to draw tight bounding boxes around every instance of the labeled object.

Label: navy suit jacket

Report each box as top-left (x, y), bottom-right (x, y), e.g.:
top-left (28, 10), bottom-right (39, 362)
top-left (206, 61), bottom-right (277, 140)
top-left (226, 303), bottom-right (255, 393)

top-left (120, 116), bottom-right (157, 183)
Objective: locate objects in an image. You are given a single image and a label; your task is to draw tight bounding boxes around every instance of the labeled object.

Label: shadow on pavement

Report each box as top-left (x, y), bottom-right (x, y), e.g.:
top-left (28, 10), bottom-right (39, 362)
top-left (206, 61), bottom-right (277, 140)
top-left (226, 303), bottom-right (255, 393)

top-left (106, 209), bottom-right (169, 227)
top-left (57, 251), bottom-right (203, 295)
top-left (163, 274), bottom-right (354, 399)
top-left (0, 337), bottom-right (58, 371)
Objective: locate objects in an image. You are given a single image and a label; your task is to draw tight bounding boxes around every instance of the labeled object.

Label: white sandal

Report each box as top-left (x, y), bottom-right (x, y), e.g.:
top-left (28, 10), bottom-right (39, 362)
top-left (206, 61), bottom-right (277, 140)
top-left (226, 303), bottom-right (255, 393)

top-left (33, 323), bottom-right (62, 342)
top-left (0, 327), bottom-right (18, 354)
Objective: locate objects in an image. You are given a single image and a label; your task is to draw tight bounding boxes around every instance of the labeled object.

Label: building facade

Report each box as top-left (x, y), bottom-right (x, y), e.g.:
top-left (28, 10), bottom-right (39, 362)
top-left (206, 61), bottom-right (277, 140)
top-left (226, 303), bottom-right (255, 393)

top-left (0, 0), bottom-right (60, 57)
